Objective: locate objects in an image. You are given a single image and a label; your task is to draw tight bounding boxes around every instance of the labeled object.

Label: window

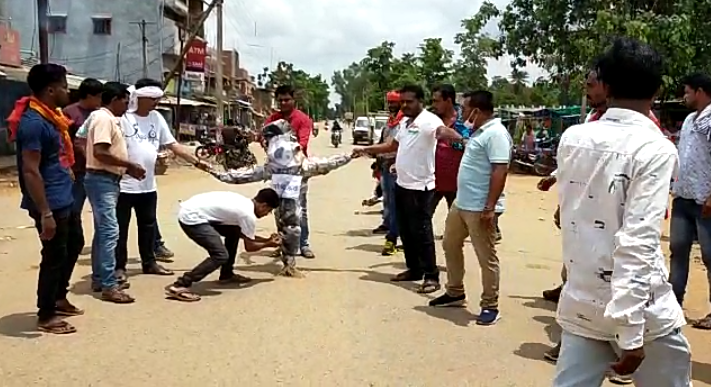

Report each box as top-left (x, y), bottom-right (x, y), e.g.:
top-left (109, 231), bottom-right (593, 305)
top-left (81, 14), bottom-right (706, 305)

top-left (48, 15), bottom-right (67, 34)
top-left (92, 17), bottom-right (112, 35)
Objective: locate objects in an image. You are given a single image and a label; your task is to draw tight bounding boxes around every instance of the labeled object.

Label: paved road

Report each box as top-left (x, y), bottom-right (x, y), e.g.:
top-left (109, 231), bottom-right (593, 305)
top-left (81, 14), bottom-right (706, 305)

top-left (0, 131), bottom-right (710, 386)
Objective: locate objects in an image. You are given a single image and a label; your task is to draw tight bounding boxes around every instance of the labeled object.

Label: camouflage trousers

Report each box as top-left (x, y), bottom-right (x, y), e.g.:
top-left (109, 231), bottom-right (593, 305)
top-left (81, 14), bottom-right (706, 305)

top-left (275, 197), bottom-right (301, 267)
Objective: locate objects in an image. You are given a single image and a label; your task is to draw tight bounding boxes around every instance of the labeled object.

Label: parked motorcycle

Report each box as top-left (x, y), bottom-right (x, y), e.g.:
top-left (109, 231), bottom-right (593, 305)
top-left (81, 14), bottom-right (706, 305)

top-left (511, 136), bottom-right (559, 176)
top-left (195, 137), bottom-right (223, 159)
top-left (331, 129), bottom-right (342, 148)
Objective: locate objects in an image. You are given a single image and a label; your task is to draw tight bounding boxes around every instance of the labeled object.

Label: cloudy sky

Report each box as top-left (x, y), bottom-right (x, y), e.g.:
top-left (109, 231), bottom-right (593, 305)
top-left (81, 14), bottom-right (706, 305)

top-left (205, 0), bottom-right (544, 104)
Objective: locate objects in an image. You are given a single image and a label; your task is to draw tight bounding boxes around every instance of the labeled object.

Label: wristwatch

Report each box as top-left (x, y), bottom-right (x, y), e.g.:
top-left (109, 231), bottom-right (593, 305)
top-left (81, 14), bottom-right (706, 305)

top-left (42, 211), bottom-right (53, 219)
top-left (482, 205), bottom-right (494, 212)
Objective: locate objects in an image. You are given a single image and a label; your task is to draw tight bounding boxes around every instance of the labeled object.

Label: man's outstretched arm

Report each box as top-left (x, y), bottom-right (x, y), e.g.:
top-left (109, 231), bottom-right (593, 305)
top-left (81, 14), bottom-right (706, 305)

top-left (209, 165), bottom-right (269, 184)
top-left (301, 154), bottom-right (353, 178)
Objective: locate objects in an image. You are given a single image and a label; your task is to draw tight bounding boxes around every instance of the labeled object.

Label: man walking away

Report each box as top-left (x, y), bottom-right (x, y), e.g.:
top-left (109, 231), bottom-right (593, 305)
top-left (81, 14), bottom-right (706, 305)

top-left (552, 38), bottom-right (690, 386)
top-left (84, 82), bottom-right (145, 304)
top-left (165, 189), bottom-right (281, 302)
top-left (64, 78), bottom-right (102, 228)
top-left (354, 84), bottom-right (443, 293)
top-left (8, 64), bottom-right (83, 334)
top-left (670, 72), bottom-right (711, 330)
top-left (379, 91), bottom-right (404, 255)
top-left (429, 91), bottom-right (511, 326)
top-left (116, 78), bottom-right (211, 284)
top-left (266, 85), bottom-right (315, 259)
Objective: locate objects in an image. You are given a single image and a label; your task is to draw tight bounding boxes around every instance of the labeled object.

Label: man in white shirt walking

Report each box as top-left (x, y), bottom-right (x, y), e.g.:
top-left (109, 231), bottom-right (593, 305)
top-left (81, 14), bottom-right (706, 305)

top-left (115, 78), bottom-right (211, 284)
top-left (553, 38), bottom-right (690, 386)
top-left (354, 84), bottom-right (443, 293)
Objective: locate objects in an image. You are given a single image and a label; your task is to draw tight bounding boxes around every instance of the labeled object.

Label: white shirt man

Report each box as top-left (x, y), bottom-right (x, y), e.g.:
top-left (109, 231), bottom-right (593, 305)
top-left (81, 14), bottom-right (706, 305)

top-left (167, 189), bottom-right (281, 302)
top-left (394, 109), bottom-right (442, 190)
top-left (114, 84), bottom-right (178, 278)
top-left (554, 107), bottom-right (689, 386)
top-left (120, 111), bottom-right (176, 193)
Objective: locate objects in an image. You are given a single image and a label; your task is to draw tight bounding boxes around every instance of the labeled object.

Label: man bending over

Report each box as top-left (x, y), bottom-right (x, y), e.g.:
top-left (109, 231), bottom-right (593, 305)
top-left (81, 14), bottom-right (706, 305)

top-left (165, 188), bottom-right (281, 302)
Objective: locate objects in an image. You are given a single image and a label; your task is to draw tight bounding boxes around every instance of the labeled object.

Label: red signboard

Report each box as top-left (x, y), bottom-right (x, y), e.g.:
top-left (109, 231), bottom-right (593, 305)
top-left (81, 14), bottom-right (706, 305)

top-left (185, 39), bottom-right (206, 73)
top-left (0, 25), bottom-right (21, 67)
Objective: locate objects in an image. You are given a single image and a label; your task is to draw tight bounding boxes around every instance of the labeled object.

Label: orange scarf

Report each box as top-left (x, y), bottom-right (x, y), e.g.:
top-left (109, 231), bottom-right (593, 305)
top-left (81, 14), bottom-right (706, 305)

top-left (387, 111), bottom-right (403, 128)
top-left (7, 96), bottom-right (75, 168)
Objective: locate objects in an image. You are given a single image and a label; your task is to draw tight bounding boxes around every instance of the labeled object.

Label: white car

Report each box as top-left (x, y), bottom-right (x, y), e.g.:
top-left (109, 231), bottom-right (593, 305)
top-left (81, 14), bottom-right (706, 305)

top-left (374, 116), bottom-right (388, 142)
top-left (352, 116), bottom-right (374, 144)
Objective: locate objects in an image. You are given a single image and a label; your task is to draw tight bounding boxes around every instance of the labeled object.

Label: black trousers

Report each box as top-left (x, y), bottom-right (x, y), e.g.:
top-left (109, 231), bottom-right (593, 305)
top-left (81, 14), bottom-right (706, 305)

top-left (175, 222), bottom-right (240, 287)
top-left (394, 184), bottom-right (439, 281)
top-left (30, 207), bottom-right (84, 320)
top-left (116, 191), bottom-right (158, 271)
top-left (429, 190), bottom-right (456, 217)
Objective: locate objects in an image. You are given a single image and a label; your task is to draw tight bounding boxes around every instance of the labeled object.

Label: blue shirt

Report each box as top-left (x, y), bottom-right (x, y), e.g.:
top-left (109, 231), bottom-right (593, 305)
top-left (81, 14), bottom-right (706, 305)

top-left (16, 109), bottom-right (74, 213)
top-left (451, 105), bottom-right (471, 151)
top-left (454, 118), bottom-right (512, 212)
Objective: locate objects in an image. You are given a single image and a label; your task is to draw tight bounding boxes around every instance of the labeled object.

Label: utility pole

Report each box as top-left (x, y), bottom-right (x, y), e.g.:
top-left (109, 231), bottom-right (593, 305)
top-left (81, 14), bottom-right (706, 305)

top-left (215, 0), bottom-right (224, 126)
top-left (114, 42), bottom-right (121, 81)
top-left (130, 19), bottom-right (155, 78)
top-left (36, 0), bottom-right (49, 63)
top-left (163, 0), bottom-right (219, 87)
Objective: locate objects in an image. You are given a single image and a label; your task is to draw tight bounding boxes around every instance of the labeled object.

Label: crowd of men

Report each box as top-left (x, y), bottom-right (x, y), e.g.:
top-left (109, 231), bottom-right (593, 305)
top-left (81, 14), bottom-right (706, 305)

top-left (9, 35), bottom-right (710, 385)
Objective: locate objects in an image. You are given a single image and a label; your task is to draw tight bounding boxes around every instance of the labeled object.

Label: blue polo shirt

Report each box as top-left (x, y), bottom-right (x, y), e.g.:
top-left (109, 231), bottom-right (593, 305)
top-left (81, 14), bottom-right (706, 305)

top-left (16, 109), bottom-right (74, 213)
top-left (454, 118), bottom-right (512, 213)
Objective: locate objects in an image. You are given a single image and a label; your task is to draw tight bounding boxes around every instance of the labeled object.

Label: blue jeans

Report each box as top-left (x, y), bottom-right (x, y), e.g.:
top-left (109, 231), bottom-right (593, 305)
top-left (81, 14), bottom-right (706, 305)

top-left (299, 178), bottom-right (310, 248)
top-left (553, 329), bottom-right (691, 386)
top-left (84, 171), bottom-right (120, 289)
top-left (669, 197), bottom-right (711, 305)
top-left (381, 166), bottom-right (398, 242)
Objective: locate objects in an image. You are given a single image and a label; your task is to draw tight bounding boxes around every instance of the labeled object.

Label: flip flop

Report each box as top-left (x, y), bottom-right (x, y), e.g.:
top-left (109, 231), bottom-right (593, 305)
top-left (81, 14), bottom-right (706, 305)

top-left (38, 320), bottom-right (77, 335)
top-left (417, 280), bottom-right (441, 294)
top-left (55, 303), bottom-right (85, 317)
top-left (165, 285), bottom-right (201, 302)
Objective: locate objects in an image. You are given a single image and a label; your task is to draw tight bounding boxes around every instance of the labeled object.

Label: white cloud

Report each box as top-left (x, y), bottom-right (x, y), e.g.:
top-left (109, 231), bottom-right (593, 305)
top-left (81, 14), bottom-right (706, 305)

top-left (205, 0), bottom-right (545, 104)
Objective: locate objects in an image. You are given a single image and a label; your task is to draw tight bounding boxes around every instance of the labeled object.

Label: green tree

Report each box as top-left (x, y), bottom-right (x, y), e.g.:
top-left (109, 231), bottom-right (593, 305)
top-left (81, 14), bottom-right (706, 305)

top-left (452, 1), bottom-right (500, 92)
top-left (495, 0), bottom-right (710, 100)
top-left (416, 38), bottom-right (454, 90)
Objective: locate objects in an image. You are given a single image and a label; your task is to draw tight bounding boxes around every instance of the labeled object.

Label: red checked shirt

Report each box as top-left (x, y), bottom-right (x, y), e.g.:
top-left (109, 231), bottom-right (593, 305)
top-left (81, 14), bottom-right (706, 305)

top-left (266, 109), bottom-right (313, 156)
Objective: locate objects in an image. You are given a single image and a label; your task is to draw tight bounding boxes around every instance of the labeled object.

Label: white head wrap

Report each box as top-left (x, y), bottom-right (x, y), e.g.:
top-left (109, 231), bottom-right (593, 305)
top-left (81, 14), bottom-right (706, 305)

top-left (127, 85), bottom-right (165, 112)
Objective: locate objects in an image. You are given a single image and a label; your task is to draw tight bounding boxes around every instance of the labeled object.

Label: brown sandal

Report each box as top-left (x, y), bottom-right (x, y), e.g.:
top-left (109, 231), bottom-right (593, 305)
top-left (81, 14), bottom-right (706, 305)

top-left (692, 313), bottom-right (711, 330)
top-left (101, 288), bottom-right (135, 304)
top-left (38, 318), bottom-right (77, 335)
top-left (417, 280), bottom-right (441, 294)
top-left (55, 300), bottom-right (85, 316)
top-left (165, 285), bottom-right (201, 302)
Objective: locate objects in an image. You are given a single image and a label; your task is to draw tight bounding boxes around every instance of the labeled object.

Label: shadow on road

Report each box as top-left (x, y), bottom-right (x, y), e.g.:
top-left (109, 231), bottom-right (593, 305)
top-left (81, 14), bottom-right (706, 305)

top-left (342, 229), bottom-right (379, 237)
top-left (190, 278), bottom-right (274, 297)
top-left (513, 342), bottom-right (555, 362)
top-left (347, 243), bottom-right (384, 253)
top-left (412, 305), bottom-right (477, 327)
top-left (0, 312), bottom-right (42, 339)
top-left (509, 295), bottom-right (557, 312)
top-left (532, 315), bottom-right (560, 343)
top-left (693, 361), bottom-right (711, 384)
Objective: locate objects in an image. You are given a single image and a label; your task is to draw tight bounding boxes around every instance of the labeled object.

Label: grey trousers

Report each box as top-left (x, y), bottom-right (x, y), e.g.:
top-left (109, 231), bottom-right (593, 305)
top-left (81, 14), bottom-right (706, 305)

top-left (276, 197), bottom-right (301, 266)
top-left (553, 329), bottom-right (692, 387)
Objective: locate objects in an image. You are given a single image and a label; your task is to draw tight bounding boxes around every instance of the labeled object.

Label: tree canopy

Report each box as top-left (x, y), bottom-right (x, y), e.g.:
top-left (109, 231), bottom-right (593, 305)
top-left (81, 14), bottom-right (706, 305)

top-left (330, 0), bottom-right (711, 114)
